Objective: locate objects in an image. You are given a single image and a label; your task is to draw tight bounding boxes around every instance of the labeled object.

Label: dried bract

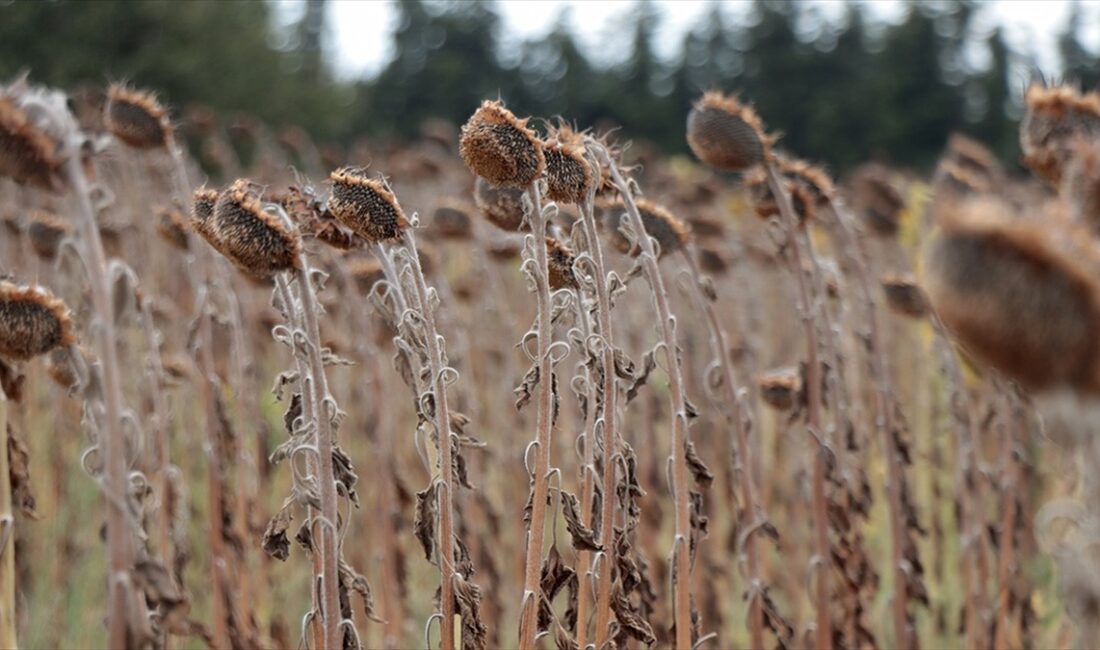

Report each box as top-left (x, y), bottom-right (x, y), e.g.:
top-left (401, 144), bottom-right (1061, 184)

top-left (459, 100), bottom-right (545, 187)
top-left (0, 281), bottom-right (75, 361)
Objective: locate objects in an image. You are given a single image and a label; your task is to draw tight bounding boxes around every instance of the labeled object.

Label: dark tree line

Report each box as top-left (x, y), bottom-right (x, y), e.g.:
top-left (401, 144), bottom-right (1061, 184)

top-left (1, 0), bottom-right (1098, 173)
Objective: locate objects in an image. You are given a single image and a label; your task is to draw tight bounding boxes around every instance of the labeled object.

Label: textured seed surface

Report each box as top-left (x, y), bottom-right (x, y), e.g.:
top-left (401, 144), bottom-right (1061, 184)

top-left (0, 97), bottom-right (60, 189)
top-left (329, 168), bottom-right (409, 242)
top-left (213, 180), bottom-right (301, 276)
top-left (0, 283), bottom-right (74, 361)
top-left (543, 144), bottom-right (591, 205)
top-left (460, 101), bottom-right (544, 187)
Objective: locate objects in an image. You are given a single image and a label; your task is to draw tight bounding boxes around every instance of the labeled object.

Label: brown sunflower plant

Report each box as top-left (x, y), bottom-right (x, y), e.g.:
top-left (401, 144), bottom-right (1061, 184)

top-left (0, 74), bottom-right (165, 648)
top-left (326, 166), bottom-right (488, 650)
top-left (459, 100), bottom-right (570, 650)
top-left (191, 179), bottom-right (370, 650)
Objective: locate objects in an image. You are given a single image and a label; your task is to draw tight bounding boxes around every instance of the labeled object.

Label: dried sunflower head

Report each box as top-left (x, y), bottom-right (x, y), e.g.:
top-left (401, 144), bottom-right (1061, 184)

top-left (328, 167), bottom-right (409, 242)
top-left (923, 198), bottom-right (1100, 394)
top-left (459, 100), bottom-right (545, 187)
top-left (0, 281), bottom-right (75, 361)
top-left (104, 83), bottom-right (173, 150)
top-left (474, 176), bottom-right (527, 232)
top-left (0, 94), bottom-right (62, 189)
top-left (542, 124), bottom-right (592, 205)
top-left (213, 179), bottom-right (302, 277)
top-left (1020, 83), bottom-right (1100, 185)
top-left (687, 91), bottom-right (773, 171)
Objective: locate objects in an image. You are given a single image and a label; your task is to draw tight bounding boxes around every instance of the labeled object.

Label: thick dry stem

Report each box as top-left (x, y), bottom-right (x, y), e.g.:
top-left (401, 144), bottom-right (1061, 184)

top-left (274, 276), bottom-right (327, 650)
top-left (400, 229), bottom-right (458, 650)
top-left (518, 182), bottom-right (557, 650)
top-left (66, 155), bottom-right (139, 650)
top-left (601, 149), bottom-right (694, 650)
top-left (0, 395), bottom-right (14, 650)
top-left (578, 192), bottom-right (622, 649)
top-left (294, 262), bottom-right (344, 650)
top-left (762, 161), bottom-right (831, 650)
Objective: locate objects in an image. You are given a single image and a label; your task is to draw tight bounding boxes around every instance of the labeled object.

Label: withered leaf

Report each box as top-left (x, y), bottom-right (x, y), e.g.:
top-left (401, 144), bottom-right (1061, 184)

top-left (453, 574), bottom-right (489, 650)
top-left (261, 505), bottom-right (293, 561)
top-left (561, 491), bottom-right (602, 551)
top-left (332, 445), bottom-right (360, 505)
top-left (538, 545), bottom-right (576, 631)
top-left (625, 348), bottom-right (657, 404)
top-left (283, 392), bottom-right (302, 435)
top-left (414, 483), bottom-right (439, 562)
top-left (684, 440), bottom-right (714, 489)
top-left (294, 519), bottom-right (314, 553)
top-left (514, 364), bottom-right (540, 411)
top-left (7, 425), bottom-right (38, 518)
top-left (340, 560), bottom-right (386, 624)
top-left (611, 586), bottom-right (656, 645)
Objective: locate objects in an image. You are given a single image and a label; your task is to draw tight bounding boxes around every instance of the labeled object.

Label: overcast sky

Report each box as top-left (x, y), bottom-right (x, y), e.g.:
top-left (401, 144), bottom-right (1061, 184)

top-left (273, 0), bottom-right (1099, 80)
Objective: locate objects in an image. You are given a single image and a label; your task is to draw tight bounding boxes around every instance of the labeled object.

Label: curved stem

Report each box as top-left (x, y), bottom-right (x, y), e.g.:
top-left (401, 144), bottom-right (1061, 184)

top-left (400, 229), bottom-right (458, 650)
top-left (518, 183), bottom-right (557, 650)
top-left (578, 192), bottom-right (621, 648)
top-left (600, 149), bottom-right (693, 650)
top-left (65, 154), bottom-right (139, 650)
top-left (762, 161), bottom-right (831, 650)
top-left (293, 261), bottom-right (344, 650)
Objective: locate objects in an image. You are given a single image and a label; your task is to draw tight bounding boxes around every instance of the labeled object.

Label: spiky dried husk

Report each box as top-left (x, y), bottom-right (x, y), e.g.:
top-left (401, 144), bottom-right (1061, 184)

top-left (757, 368), bottom-right (800, 411)
top-left (1020, 84), bottom-right (1100, 185)
top-left (687, 91), bottom-right (772, 171)
top-left (459, 100), bottom-right (545, 187)
top-left (277, 185), bottom-right (362, 250)
top-left (0, 281), bottom-right (75, 361)
top-left (545, 237), bottom-right (578, 290)
top-left (155, 207), bottom-right (190, 251)
top-left (474, 176), bottom-right (527, 232)
top-left (27, 211), bottom-right (70, 260)
top-left (923, 199), bottom-right (1100, 393)
top-left (852, 164), bottom-right (905, 236)
top-left (880, 274), bottom-right (929, 318)
top-left (1064, 137), bottom-right (1100, 237)
top-left (603, 198), bottom-right (690, 256)
top-left (432, 201), bottom-right (474, 240)
top-left (328, 167), bottom-right (409, 242)
top-left (542, 131), bottom-right (592, 205)
top-left (0, 96), bottom-right (61, 189)
top-left (213, 180), bottom-right (302, 277)
top-left (105, 84), bottom-right (173, 149)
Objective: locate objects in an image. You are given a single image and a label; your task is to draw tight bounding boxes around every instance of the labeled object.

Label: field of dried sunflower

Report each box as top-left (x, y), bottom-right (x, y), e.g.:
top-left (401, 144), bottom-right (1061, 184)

top-left (1, 72), bottom-right (1100, 650)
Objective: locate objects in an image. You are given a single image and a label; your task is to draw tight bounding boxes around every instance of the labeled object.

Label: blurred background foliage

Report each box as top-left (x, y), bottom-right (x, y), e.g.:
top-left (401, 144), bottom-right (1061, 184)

top-left (0, 0), bottom-right (1098, 173)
